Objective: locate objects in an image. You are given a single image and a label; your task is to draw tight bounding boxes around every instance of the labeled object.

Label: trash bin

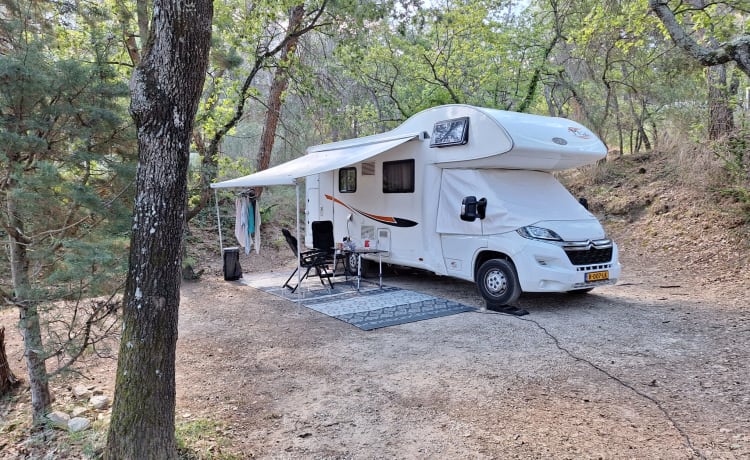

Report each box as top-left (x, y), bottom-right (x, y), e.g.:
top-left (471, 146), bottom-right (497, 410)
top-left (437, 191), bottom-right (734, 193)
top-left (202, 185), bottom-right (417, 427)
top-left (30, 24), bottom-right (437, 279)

top-left (222, 247), bottom-right (242, 281)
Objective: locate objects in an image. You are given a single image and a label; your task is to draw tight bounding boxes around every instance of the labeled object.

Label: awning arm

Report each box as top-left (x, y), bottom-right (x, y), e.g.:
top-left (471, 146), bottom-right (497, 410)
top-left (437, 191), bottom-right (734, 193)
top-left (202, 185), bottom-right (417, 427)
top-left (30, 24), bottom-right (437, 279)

top-left (295, 183), bottom-right (301, 295)
top-left (214, 189), bottom-right (224, 253)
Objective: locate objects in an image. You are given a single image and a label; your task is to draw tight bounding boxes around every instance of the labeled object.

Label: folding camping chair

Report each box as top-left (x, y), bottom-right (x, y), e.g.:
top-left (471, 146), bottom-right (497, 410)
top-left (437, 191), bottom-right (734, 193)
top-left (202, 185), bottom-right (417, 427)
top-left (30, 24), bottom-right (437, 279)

top-left (311, 220), bottom-right (351, 276)
top-left (281, 228), bottom-right (333, 293)
top-left (311, 220), bottom-right (335, 260)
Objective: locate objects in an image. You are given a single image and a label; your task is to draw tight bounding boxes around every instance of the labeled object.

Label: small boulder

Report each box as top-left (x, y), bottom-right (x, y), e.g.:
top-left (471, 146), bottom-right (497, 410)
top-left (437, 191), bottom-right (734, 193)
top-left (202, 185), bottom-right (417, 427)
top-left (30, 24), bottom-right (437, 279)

top-left (72, 385), bottom-right (91, 399)
top-left (47, 411), bottom-right (70, 430)
top-left (90, 395), bottom-right (110, 410)
top-left (71, 406), bottom-right (88, 417)
top-left (68, 417), bottom-right (91, 432)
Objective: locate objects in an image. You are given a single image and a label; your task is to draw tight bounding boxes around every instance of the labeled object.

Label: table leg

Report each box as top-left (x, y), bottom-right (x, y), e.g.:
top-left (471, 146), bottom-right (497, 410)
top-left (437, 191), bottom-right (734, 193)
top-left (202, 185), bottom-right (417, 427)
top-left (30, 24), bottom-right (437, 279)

top-left (378, 252), bottom-right (382, 288)
top-left (356, 253), bottom-right (362, 291)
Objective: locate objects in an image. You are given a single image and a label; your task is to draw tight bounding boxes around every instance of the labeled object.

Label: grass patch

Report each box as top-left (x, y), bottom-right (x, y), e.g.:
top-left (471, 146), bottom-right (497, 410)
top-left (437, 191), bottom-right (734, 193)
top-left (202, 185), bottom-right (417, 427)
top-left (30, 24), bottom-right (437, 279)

top-left (176, 418), bottom-right (242, 460)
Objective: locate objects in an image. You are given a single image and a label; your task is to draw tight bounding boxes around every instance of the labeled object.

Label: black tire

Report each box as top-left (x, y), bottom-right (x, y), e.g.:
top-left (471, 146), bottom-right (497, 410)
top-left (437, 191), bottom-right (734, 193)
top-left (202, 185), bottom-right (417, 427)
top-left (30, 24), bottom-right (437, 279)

top-left (345, 253), bottom-right (359, 276)
top-left (476, 259), bottom-right (521, 306)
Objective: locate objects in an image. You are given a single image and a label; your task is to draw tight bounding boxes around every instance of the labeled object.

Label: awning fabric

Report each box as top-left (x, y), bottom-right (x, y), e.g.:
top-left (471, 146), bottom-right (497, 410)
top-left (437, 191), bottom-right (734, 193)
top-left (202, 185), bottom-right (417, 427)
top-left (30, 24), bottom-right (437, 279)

top-left (210, 134), bottom-right (417, 189)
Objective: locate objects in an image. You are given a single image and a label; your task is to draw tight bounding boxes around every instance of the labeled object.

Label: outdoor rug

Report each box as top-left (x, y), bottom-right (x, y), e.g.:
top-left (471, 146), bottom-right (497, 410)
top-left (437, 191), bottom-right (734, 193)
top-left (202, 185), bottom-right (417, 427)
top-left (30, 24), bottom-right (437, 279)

top-left (240, 272), bottom-right (476, 331)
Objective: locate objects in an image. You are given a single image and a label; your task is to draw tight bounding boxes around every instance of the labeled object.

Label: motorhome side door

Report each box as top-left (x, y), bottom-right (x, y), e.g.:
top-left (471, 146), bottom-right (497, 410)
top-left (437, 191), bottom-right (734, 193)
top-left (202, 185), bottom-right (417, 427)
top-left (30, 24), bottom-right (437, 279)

top-left (305, 172), bottom-right (335, 247)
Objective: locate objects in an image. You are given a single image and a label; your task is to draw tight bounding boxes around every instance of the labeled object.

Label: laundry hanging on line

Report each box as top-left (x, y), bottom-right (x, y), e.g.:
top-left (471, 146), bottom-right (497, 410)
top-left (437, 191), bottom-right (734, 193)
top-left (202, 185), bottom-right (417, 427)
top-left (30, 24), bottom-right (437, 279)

top-left (234, 191), bottom-right (261, 254)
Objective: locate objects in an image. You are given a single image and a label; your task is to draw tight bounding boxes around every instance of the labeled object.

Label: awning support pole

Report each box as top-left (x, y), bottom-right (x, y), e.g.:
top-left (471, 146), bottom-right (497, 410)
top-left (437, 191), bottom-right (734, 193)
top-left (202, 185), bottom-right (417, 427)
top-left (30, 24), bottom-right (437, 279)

top-left (295, 182), bottom-right (301, 295)
top-left (214, 189), bottom-right (224, 253)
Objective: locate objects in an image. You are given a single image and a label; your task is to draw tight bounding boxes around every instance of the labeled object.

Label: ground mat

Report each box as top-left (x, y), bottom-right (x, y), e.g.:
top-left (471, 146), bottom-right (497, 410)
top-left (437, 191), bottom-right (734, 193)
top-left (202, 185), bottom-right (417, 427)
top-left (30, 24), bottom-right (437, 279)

top-left (241, 273), bottom-right (476, 331)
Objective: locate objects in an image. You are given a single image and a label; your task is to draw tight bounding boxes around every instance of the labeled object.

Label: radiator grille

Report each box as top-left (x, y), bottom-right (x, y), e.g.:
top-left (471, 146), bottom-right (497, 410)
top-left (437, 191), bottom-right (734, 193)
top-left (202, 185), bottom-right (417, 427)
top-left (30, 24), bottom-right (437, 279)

top-left (565, 247), bottom-right (613, 266)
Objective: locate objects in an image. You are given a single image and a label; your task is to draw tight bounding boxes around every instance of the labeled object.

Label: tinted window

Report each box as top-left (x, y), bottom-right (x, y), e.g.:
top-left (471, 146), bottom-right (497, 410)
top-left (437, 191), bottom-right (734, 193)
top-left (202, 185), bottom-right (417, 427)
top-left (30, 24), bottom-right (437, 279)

top-left (339, 167), bottom-right (357, 193)
top-left (383, 159), bottom-right (414, 193)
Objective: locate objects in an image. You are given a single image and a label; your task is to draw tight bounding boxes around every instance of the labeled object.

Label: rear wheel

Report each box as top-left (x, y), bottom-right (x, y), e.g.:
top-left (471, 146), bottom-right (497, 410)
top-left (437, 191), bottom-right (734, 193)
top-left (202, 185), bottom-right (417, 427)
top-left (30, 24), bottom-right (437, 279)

top-left (476, 259), bottom-right (521, 306)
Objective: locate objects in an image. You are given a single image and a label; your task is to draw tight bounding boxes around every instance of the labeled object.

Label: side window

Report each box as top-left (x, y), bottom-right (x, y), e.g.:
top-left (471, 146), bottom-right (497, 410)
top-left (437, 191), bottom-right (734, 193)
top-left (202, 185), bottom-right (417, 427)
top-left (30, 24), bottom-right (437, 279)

top-left (383, 159), bottom-right (415, 193)
top-left (339, 167), bottom-right (357, 193)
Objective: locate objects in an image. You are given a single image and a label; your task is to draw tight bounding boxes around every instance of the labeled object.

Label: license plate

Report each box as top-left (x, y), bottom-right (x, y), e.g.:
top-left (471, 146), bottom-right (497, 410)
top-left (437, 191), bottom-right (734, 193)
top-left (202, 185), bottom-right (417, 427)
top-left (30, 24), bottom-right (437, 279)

top-left (586, 270), bottom-right (609, 282)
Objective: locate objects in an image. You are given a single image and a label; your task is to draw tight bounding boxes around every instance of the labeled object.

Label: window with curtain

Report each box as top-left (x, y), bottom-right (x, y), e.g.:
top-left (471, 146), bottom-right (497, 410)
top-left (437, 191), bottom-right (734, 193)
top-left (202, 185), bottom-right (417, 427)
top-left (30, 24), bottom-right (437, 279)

top-left (339, 167), bottom-right (357, 193)
top-left (383, 159), bottom-right (414, 193)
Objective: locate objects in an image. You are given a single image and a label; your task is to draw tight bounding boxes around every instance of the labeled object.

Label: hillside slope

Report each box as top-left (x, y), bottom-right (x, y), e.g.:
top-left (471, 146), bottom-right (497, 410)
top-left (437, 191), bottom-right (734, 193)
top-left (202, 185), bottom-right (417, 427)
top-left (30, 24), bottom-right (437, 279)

top-left (560, 149), bottom-right (750, 300)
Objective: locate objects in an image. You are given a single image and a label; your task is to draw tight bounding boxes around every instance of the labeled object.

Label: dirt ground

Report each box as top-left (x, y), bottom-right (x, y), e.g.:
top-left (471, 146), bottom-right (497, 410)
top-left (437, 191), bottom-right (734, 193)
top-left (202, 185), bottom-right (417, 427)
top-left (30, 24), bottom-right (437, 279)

top-left (2, 151), bottom-right (750, 459)
top-left (169, 240), bottom-right (749, 459)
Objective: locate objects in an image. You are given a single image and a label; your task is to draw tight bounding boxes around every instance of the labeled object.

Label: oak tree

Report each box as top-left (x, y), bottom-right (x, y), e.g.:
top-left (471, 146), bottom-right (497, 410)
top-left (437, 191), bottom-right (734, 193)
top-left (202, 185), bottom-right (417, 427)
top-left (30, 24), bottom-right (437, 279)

top-left (104, 1), bottom-right (213, 458)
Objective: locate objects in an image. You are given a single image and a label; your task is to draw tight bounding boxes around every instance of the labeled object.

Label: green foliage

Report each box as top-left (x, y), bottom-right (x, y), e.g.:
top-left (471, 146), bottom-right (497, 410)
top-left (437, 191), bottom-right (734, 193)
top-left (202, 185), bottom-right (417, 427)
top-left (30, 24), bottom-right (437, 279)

top-left (0, 44), bottom-right (135, 299)
top-left (0, 2), bottom-right (136, 383)
top-left (259, 203), bottom-right (278, 223)
top-left (334, 0), bottom-right (542, 123)
top-left (547, 0), bottom-right (705, 149)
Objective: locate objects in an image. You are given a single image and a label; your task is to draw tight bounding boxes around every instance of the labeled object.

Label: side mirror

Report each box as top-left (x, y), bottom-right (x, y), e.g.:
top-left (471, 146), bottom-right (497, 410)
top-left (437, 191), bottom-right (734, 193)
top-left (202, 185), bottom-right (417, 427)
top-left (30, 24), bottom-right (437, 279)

top-left (477, 197), bottom-right (487, 219)
top-left (461, 196), bottom-right (477, 221)
top-left (461, 196), bottom-right (487, 221)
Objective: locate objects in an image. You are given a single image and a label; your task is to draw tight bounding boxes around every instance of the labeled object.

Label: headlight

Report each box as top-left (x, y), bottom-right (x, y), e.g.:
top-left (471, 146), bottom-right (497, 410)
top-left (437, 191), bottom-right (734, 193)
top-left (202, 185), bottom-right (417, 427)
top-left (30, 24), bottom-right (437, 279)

top-left (517, 226), bottom-right (563, 242)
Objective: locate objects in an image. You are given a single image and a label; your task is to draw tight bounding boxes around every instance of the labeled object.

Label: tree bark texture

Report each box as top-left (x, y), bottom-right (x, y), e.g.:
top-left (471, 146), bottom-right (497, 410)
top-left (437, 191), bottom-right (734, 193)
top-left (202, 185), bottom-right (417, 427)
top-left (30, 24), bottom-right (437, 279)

top-left (0, 327), bottom-right (21, 396)
top-left (7, 192), bottom-right (52, 424)
top-left (105, 1), bottom-right (213, 459)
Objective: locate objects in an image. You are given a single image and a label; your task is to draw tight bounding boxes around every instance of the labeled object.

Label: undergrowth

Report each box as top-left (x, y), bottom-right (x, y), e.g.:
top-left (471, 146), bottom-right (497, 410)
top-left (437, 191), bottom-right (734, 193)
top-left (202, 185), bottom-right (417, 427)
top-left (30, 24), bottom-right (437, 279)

top-left (710, 129), bottom-right (750, 221)
top-left (563, 131), bottom-right (750, 228)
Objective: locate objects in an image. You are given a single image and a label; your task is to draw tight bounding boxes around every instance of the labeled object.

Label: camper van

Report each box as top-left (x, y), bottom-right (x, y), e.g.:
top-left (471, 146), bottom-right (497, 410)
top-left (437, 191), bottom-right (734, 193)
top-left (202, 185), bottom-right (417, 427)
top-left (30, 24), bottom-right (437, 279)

top-left (212, 104), bottom-right (620, 305)
top-left (302, 105), bottom-right (620, 305)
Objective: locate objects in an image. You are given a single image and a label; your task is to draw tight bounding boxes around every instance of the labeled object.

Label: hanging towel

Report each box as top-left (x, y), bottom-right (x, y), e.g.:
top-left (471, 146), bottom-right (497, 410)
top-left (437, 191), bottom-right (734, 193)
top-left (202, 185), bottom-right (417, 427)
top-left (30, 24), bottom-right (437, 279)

top-left (235, 196), bottom-right (248, 249)
top-left (254, 201), bottom-right (261, 254)
top-left (243, 196), bottom-right (251, 255)
top-left (248, 200), bottom-right (256, 235)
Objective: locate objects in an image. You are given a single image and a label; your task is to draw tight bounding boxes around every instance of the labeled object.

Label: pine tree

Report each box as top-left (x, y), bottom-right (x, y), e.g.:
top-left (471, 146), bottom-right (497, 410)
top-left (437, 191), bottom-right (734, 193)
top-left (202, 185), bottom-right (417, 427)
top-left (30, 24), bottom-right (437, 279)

top-left (0, 5), bottom-right (135, 424)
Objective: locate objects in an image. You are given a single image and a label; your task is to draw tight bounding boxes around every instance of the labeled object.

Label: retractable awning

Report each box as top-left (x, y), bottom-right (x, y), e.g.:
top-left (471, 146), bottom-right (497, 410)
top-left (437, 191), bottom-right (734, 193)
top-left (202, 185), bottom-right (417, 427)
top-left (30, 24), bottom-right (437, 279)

top-left (210, 133), bottom-right (419, 189)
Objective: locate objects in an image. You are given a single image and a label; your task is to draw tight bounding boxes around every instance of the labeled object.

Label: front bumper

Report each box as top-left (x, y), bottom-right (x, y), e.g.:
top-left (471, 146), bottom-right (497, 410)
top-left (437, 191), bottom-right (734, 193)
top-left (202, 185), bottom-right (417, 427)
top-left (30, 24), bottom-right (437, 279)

top-left (508, 236), bottom-right (621, 293)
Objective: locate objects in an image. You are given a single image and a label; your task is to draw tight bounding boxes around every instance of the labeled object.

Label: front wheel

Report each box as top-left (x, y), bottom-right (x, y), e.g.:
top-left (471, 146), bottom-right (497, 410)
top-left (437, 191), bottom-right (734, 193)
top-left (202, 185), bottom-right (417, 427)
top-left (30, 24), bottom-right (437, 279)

top-left (476, 259), bottom-right (521, 306)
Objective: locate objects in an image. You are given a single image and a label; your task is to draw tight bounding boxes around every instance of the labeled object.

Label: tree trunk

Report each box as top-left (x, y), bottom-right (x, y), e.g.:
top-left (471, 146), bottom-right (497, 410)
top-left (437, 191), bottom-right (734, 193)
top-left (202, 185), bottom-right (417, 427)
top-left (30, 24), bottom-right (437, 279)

top-left (0, 327), bottom-right (21, 396)
top-left (7, 193), bottom-right (51, 425)
top-left (707, 64), bottom-right (734, 139)
top-left (255, 4), bottom-right (305, 198)
top-left (105, 2), bottom-right (213, 459)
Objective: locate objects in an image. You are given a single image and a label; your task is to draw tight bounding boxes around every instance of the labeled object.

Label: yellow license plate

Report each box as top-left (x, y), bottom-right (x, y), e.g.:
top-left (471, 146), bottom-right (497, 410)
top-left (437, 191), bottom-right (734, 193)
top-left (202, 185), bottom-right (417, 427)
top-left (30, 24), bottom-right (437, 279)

top-left (586, 271), bottom-right (609, 282)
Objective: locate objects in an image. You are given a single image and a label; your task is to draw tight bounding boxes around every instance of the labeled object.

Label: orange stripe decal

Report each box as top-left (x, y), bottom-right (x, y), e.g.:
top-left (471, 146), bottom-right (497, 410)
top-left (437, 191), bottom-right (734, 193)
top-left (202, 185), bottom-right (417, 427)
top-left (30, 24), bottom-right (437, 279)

top-left (323, 194), bottom-right (418, 228)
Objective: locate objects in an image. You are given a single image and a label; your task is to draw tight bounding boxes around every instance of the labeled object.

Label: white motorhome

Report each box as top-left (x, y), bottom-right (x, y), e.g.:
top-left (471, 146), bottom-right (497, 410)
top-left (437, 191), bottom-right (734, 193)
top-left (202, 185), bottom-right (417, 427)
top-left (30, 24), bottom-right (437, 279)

top-left (213, 104), bottom-right (620, 305)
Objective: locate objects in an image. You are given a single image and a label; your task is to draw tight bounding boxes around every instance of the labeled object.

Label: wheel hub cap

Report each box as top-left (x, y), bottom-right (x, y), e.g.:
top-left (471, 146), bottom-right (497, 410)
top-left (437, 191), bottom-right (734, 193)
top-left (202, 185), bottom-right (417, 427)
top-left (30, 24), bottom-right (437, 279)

top-left (486, 269), bottom-right (507, 294)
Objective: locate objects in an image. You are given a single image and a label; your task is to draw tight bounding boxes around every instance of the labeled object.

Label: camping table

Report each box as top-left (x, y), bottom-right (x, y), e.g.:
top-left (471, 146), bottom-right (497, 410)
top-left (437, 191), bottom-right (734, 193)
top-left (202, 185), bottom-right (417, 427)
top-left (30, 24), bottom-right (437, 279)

top-left (335, 247), bottom-right (385, 291)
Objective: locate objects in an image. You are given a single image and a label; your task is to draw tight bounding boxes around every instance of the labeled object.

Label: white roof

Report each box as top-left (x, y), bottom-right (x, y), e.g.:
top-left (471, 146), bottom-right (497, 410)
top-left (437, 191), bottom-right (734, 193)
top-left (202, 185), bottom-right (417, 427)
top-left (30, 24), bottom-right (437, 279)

top-left (211, 133), bottom-right (418, 188)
